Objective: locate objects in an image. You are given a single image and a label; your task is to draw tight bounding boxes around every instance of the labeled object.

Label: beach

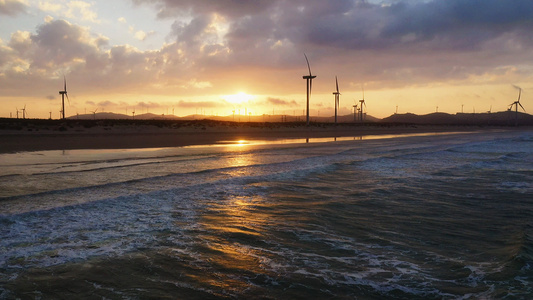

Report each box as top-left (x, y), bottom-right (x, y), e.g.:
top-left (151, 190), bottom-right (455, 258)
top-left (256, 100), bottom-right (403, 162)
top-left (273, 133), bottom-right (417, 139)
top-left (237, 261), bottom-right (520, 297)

top-left (0, 119), bottom-right (512, 153)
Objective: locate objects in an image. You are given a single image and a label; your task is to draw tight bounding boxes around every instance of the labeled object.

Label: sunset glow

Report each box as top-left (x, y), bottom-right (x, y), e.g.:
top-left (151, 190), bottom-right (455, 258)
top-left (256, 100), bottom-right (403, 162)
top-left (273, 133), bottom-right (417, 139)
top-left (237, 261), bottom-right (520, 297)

top-left (222, 93), bottom-right (255, 105)
top-left (0, 1), bottom-right (532, 119)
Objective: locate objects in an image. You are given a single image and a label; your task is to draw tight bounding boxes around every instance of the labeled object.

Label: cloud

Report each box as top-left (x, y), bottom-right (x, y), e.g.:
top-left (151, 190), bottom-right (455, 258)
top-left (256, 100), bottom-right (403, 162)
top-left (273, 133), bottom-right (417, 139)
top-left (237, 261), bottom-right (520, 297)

top-left (134, 0), bottom-right (533, 70)
top-left (182, 79), bottom-right (213, 89)
top-left (136, 101), bottom-right (162, 108)
top-left (0, 0), bottom-right (27, 16)
top-left (66, 1), bottom-right (100, 23)
top-left (38, 0), bottom-right (100, 23)
top-left (176, 100), bottom-right (219, 108)
top-left (3, 0), bottom-right (533, 117)
top-left (29, 19), bottom-right (103, 70)
top-left (134, 30), bottom-right (156, 41)
top-left (265, 97), bottom-right (298, 107)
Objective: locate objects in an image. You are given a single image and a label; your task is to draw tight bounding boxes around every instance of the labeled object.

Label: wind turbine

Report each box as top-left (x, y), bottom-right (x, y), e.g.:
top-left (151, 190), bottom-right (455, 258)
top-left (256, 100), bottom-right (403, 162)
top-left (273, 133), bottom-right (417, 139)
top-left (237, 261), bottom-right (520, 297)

top-left (132, 109), bottom-right (135, 120)
top-left (333, 76), bottom-right (341, 124)
top-left (303, 53), bottom-right (316, 125)
top-left (352, 100), bottom-right (358, 122)
top-left (92, 108), bottom-right (98, 120)
top-left (508, 87), bottom-right (526, 126)
top-left (21, 105), bottom-right (27, 119)
top-left (359, 86), bottom-right (366, 122)
top-left (16, 107), bottom-right (19, 119)
top-left (59, 76), bottom-right (70, 119)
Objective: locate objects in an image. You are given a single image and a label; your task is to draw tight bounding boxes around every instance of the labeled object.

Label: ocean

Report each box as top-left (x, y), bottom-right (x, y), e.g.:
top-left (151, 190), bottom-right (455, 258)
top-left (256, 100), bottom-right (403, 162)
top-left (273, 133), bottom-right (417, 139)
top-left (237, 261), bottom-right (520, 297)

top-left (0, 130), bottom-right (532, 299)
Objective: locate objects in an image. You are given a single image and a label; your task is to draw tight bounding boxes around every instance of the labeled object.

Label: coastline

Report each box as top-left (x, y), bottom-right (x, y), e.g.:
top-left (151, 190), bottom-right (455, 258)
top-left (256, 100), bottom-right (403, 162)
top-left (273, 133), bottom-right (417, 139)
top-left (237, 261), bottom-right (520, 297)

top-left (0, 119), bottom-right (528, 153)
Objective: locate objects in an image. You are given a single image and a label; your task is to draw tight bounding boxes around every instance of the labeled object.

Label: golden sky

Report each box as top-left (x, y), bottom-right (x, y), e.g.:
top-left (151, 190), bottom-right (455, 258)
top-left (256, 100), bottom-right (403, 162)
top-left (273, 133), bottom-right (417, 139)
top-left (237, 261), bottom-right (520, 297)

top-left (1, 0), bottom-right (532, 119)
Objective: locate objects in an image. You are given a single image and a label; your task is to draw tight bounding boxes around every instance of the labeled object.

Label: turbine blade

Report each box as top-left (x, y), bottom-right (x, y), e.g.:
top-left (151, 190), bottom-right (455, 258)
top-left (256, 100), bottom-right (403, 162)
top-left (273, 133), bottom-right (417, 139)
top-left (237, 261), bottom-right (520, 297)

top-left (304, 53), bottom-right (312, 76)
top-left (66, 93), bottom-right (71, 105)
top-left (519, 102), bottom-right (526, 112)
top-left (518, 89), bottom-right (521, 102)
top-left (64, 76), bottom-right (67, 92)
top-left (335, 76), bottom-right (339, 93)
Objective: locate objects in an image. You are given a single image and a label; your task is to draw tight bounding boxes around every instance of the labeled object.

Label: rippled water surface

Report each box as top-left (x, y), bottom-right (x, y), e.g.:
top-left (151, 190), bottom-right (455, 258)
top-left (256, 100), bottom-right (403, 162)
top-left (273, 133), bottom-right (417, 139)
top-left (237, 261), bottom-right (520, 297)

top-left (1, 130), bottom-right (532, 299)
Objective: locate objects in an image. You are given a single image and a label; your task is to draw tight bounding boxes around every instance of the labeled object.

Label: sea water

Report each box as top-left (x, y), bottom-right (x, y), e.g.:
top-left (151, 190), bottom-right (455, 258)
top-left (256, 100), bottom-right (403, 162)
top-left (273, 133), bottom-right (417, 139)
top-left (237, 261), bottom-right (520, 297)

top-left (0, 130), bottom-right (532, 299)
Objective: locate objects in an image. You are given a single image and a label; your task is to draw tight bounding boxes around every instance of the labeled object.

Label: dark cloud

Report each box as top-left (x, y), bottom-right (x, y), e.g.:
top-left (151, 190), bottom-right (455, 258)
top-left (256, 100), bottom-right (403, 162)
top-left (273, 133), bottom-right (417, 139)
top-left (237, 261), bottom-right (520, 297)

top-left (3, 0), bottom-right (533, 110)
top-left (31, 20), bottom-right (100, 68)
top-left (0, 0), bottom-right (27, 16)
top-left (379, 0), bottom-right (533, 50)
top-left (132, 0), bottom-right (533, 83)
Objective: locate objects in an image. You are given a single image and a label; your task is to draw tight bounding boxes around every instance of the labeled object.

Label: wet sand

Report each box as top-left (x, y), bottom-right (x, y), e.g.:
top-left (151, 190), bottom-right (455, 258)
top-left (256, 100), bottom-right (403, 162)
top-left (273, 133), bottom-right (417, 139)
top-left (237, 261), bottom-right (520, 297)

top-left (0, 120), bottom-right (517, 153)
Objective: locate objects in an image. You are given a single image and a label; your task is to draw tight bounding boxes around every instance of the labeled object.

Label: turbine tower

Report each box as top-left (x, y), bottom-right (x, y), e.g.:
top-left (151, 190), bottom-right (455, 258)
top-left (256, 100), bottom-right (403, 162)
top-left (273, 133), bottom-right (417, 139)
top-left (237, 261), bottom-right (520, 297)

top-left (333, 76), bottom-right (341, 124)
top-left (59, 76), bottom-right (70, 119)
top-left (21, 105), bottom-right (27, 119)
top-left (303, 53), bottom-right (316, 125)
top-left (508, 87), bottom-right (526, 126)
top-left (352, 100), bottom-right (358, 122)
top-left (359, 87), bottom-right (366, 122)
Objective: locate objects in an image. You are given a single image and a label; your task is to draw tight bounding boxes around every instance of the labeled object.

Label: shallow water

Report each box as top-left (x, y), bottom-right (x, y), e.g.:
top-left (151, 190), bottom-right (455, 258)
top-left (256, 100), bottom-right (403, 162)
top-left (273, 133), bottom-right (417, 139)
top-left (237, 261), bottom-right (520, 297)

top-left (1, 130), bottom-right (532, 299)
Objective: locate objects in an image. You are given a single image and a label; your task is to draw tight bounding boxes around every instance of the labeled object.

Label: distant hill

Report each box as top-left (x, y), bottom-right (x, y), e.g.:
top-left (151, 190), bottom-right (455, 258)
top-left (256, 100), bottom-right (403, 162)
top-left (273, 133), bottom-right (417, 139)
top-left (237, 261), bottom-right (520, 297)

top-left (68, 112), bottom-right (182, 120)
top-left (381, 111), bottom-right (533, 126)
top-left (67, 112), bottom-right (381, 123)
top-left (63, 110), bottom-right (533, 125)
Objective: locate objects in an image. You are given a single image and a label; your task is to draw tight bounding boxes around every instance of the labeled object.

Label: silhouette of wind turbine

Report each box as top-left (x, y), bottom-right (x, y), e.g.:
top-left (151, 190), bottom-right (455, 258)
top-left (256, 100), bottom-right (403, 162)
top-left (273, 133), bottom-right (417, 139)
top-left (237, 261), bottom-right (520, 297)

top-left (21, 105), bottom-right (27, 119)
top-left (352, 100), bottom-right (358, 122)
top-left (132, 109), bottom-right (136, 120)
top-left (359, 86), bottom-right (366, 122)
top-left (303, 53), bottom-right (316, 125)
top-left (508, 87), bottom-right (526, 126)
top-left (92, 108), bottom-right (98, 120)
top-left (16, 107), bottom-right (19, 119)
top-left (333, 76), bottom-right (341, 124)
top-left (59, 76), bottom-right (70, 119)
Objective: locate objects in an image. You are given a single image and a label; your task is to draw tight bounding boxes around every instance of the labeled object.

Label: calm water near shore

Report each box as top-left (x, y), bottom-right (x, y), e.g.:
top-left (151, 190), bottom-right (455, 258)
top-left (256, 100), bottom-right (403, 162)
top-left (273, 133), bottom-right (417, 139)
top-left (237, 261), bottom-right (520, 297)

top-left (1, 130), bottom-right (532, 299)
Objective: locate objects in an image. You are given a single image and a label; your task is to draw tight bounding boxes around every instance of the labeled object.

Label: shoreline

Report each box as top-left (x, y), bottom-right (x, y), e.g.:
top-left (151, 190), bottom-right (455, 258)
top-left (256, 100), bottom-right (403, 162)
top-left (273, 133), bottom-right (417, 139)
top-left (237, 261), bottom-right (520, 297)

top-left (0, 120), bottom-right (529, 153)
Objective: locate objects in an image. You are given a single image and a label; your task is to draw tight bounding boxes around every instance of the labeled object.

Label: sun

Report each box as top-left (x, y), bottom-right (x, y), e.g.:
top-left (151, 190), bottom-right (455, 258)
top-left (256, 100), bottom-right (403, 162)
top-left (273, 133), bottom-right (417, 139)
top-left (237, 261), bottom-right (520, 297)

top-left (223, 92), bottom-right (255, 104)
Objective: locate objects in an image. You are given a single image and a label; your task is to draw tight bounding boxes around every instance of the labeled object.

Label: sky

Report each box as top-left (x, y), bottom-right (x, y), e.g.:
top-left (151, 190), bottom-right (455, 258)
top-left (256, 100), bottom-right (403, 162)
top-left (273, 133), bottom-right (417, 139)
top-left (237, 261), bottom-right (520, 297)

top-left (1, 0), bottom-right (533, 119)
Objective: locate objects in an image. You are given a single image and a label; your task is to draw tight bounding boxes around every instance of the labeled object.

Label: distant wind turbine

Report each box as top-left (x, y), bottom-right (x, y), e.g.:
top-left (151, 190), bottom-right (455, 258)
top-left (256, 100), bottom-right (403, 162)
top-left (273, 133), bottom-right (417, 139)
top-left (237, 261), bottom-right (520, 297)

top-left (303, 53), bottom-right (316, 125)
top-left (509, 86), bottom-right (526, 126)
top-left (16, 107), bottom-right (19, 119)
top-left (352, 100), bottom-right (358, 122)
top-left (359, 86), bottom-right (366, 122)
top-left (132, 109), bottom-right (135, 120)
top-left (21, 105), bottom-right (27, 119)
top-left (333, 76), bottom-right (341, 124)
top-left (59, 76), bottom-right (70, 119)
top-left (92, 108), bottom-right (98, 120)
